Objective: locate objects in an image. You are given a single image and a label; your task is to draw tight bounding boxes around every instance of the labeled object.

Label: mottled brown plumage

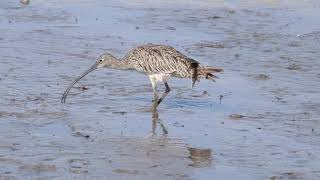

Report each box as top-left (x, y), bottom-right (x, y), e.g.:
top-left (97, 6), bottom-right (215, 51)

top-left (61, 44), bottom-right (223, 109)
top-left (122, 44), bottom-right (223, 86)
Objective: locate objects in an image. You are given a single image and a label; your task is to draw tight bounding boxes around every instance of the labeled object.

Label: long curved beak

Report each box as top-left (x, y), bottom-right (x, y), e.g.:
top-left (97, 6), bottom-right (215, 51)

top-left (61, 63), bottom-right (97, 103)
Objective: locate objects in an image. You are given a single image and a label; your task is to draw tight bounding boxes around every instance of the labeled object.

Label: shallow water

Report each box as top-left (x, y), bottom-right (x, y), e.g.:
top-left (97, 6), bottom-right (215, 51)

top-left (0, 0), bottom-right (320, 179)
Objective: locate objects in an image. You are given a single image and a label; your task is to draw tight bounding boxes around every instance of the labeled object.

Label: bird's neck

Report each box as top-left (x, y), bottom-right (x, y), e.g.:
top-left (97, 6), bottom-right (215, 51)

top-left (110, 58), bottom-right (131, 70)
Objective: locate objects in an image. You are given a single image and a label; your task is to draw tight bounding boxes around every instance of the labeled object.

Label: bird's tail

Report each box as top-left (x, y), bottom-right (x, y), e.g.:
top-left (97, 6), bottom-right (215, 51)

top-left (191, 64), bottom-right (223, 87)
top-left (198, 66), bottom-right (224, 81)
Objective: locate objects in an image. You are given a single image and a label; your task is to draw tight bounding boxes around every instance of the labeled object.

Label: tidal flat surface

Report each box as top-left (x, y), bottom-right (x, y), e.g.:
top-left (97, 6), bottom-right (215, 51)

top-left (0, 0), bottom-right (320, 179)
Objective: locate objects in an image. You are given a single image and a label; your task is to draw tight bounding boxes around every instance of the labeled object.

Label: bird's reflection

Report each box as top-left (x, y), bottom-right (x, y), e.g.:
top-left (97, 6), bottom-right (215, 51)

top-left (149, 109), bottom-right (213, 169)
top-left (151, 109), bottom-right (168, 135)
top-left (188, 147), bottom-right (212, 167)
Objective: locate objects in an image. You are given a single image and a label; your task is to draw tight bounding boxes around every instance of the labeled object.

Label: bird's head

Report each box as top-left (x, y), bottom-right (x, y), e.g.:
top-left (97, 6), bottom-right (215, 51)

top-left (61, 52), bottom-right (117, 103)
top-left (96, 53), bottom-right (118, 68)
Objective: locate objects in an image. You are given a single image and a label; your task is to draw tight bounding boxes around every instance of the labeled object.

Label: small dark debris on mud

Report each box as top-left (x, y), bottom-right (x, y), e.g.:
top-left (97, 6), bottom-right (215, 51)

top-left (287, 63), bottom-right (301, 70)
top-left (149, 164), bottom-right (160, 168)
top-left (166, 26), bottom-right (176, 30)
top-left (75, 85), bottom-right (89, 91)
top-left (263, 49), bottom-right (273, 53)
top-left (208, 16), bottom-right (222, 20)
top-left (27, 96), bottom-right (45, 101)
top-left (74, 132), bottom-right (90, 138)
top-left (275, 96), bottom-right (283, 101)
top-left (112, 111), bottom-right (127, 115)
top-left (255, 74), bottom-right (270, 80)
top-left (229, 114), bottom-right (245, 119)
top-left (70, 159), bottom-right (89, 165)
top-left (197, 42), bottom-right (225, 49)
top-left (68, 159), bottom-right (89, 172)
top-left (19, 163), bottom-right (56, 172)
top-left (191, 91), bottom-right (209, 97)
top-left (269, 176), bottom-right (279, 180)
top-left (20, 0), bottom-right (30, 5)
top-left (275, 172), bottom-right (304, 179)
top-left (173, 122), bottom-right (184, 127)
top-left (70, 168), bottom-right (88, 174)
top-left (113, 169), bottom-right (141, 175)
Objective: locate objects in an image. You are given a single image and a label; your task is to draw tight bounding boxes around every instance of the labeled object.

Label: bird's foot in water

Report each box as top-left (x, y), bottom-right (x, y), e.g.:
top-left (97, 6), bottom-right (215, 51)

top-left (145, 131), bottom-right (157, 138)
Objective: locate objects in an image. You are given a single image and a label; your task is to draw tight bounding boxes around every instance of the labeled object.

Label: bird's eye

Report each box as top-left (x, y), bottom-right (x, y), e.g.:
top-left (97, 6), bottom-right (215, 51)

top-left (99, 59), bottom-right (103, 62)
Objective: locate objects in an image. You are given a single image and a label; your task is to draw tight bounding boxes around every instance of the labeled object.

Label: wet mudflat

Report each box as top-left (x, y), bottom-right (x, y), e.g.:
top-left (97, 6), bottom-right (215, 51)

top-left (0, 0), bottom-right (320, 179)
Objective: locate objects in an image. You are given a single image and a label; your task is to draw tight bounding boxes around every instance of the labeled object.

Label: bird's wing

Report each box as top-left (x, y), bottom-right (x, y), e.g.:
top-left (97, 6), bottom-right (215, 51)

top-left (124, 45), bottom-right (198, 77)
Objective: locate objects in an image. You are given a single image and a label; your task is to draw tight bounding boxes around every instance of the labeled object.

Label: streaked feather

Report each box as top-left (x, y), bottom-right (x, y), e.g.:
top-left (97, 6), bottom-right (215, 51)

top-left (122, 44), bottom-right (223, 85)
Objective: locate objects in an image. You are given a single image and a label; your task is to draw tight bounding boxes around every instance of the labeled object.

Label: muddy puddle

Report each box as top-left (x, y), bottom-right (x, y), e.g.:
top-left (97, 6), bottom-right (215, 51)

top-left (1, 0), bottom-right (320, 179)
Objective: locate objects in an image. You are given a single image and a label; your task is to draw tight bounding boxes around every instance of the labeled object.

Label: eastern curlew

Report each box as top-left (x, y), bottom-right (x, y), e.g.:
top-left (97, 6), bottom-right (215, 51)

top-left (61, 44), bottom-right (223, 110)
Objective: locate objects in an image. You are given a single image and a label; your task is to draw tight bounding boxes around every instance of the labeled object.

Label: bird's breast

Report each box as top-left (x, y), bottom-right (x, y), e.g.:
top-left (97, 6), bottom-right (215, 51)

top-left (149, 73), bottom-right (171, 83)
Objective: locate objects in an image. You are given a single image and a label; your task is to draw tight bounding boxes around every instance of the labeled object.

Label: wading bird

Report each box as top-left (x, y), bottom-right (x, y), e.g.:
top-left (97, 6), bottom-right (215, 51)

top-left (61, 44), bottom-right (223, 110)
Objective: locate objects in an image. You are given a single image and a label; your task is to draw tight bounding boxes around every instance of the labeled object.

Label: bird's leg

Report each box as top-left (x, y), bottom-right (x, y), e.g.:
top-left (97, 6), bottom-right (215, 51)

top-left (156, 82), bottom-right (170, 107)
top-left (145, 109), bottom-right (158, 138)
top-left (147, 109), bottom-right (168, 137)
top-left (152, 91), bottom-right (159, 110)
top-left (153, 92), bottom-right (159, 103)
top-left (151, 109), bottom-right (158, 134)
top-left (152, 109), bottom-right (168, 135)
top-left (149, 76), bottom-right (159, 110)
top-left (157, 118), bottom-right (168, 135)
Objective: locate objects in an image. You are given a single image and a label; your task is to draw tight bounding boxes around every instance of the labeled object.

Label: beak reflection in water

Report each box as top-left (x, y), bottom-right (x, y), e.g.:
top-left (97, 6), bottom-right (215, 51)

top-left (61, 63), bottom-right (97, 103)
